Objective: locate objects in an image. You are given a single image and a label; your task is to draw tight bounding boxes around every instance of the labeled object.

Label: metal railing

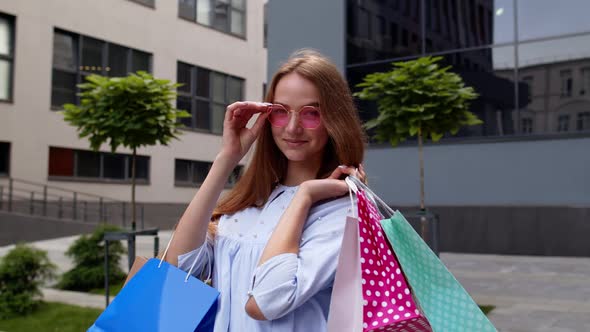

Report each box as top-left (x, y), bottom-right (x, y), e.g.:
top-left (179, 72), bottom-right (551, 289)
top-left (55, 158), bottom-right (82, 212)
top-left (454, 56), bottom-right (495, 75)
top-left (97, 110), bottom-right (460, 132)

top-left (0, 177), bottom-right (145, 228)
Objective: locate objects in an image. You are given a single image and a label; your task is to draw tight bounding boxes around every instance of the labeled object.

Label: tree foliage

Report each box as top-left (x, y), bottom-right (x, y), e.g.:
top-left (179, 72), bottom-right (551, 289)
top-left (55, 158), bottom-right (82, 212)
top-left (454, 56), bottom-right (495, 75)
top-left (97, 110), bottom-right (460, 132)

top-left (354, 56), bottom-right (481, 146)
top-left (62, 71), bottom-right (190, 152)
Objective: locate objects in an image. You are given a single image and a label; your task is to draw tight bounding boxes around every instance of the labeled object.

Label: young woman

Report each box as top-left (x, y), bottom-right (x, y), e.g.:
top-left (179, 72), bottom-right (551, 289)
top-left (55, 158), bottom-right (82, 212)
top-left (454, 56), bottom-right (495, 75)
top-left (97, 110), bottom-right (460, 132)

top-left (167, 50), bottom-right (367, 331)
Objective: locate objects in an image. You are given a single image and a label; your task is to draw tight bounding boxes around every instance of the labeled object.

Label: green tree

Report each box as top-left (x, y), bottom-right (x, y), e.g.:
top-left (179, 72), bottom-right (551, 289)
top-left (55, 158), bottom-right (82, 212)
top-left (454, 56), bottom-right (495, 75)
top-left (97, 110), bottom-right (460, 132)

top-left (0, 244), bottom-right (56, 318)
top-left (57, 225), bottom-right (126, 292)
top-left (62, 71), bottom-right (190, 230)
top-left (355, 56), bottom-right (480, 213)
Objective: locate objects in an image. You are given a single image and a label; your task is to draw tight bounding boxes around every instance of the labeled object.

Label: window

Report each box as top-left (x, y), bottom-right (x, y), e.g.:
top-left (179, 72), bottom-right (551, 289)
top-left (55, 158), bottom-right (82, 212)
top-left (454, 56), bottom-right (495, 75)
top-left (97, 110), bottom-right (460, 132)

top-left (560, 70), bottom-right (573, 98)
top-left (263, 3), bottom-right (267, 48)
top-left (521, 76), bottom-right (533, 95)
top-left (48, 147), bottom-right (149, 182)
top-left (390, 23), bottom-right (398, 46)
top-left (51, 29), bottom-right (152, 108)
top-left (0, 142), bottom-right (9, 176)
top-left (358, 8), bottom-right (371, 40)
top-left (557, 115), bottom-right (569, 132)
top-left (581, 67), bottom-right (590, 95)
top-left (175, 159), bottom-right (242, 186)
top-left (128, 0), bottom-right (155, 8)
top-left (177, 61), bottom-right (244, 134)
top-left (0, 14), bottom-right (15, 102)
top-left (521, 118), bottom-right (533, 134)
top-left (178, 0), bottom-right (246, 38)
top-left (577, 112), bottom-right (590, 131)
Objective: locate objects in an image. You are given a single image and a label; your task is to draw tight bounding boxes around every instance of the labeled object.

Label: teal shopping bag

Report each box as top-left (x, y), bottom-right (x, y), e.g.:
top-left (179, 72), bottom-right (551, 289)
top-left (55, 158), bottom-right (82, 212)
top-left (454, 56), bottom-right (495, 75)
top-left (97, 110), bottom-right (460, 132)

top-left (380, 212), bottom-right (497, 332)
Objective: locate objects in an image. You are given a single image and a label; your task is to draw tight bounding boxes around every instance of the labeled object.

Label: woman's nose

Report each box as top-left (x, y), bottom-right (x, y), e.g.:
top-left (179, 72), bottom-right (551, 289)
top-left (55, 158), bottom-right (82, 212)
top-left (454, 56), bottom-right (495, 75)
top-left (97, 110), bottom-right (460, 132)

top-left (285, 112), bottom-right (303, 134)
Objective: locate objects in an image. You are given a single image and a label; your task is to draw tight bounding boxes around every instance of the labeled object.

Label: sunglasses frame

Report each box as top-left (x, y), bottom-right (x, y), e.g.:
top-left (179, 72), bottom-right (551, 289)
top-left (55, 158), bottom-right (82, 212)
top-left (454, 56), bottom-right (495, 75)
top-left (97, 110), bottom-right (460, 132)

top-left (265, 103), bottom-right (322, 129)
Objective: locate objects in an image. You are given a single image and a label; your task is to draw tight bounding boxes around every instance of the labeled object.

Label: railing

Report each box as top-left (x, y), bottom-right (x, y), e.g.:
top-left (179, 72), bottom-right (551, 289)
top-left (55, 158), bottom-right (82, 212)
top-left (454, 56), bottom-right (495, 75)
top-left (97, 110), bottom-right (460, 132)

top-left (0, 177), bottom-right (145, 229)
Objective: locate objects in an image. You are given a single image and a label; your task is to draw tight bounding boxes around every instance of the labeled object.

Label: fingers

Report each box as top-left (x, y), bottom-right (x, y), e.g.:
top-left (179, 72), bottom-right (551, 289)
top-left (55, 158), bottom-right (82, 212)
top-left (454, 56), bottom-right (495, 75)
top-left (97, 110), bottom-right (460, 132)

top-left (328, 165), bottom-right (357, 180)
top-left (250, 111), bottom-right (269, 137)
top-left (328, 164), bottom-right (367, 184)
top-left (227, 101), bottom-right (271, 122)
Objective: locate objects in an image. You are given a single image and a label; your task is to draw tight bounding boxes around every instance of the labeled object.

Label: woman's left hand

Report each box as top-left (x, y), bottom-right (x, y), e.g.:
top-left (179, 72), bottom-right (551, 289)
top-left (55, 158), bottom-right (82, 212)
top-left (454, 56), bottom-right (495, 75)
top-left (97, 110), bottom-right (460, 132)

top-left (299, 165), bottom-right (366, 204)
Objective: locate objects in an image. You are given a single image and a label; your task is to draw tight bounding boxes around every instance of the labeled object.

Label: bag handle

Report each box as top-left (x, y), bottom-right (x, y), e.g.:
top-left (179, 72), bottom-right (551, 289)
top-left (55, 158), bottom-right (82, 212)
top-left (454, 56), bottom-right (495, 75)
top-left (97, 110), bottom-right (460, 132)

top-left (158, 231), bottom-right (212, 283)
top-left (346, 175), bottom-right (395, 218)
top-left (344, 177), bottom-right (358, 219)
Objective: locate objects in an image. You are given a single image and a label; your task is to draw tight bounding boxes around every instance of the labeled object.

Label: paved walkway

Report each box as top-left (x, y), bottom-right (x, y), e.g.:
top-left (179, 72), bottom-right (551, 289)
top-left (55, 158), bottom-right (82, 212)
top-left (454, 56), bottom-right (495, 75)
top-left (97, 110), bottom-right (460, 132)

top-left (2, 232), bottom-right (589, 331)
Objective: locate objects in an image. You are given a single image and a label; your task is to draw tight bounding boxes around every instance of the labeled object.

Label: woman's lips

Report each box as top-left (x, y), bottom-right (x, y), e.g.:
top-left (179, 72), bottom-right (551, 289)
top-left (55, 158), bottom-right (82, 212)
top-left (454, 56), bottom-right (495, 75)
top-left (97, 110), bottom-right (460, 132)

top-left (284, 139), bottom-right (307, 148)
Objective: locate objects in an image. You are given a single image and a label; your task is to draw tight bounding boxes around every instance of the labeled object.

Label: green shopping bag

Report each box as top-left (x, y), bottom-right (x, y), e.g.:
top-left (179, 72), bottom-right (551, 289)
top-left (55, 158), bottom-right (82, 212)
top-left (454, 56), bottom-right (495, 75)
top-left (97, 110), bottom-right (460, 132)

top-left (380, 212), bottom-right (497, 332)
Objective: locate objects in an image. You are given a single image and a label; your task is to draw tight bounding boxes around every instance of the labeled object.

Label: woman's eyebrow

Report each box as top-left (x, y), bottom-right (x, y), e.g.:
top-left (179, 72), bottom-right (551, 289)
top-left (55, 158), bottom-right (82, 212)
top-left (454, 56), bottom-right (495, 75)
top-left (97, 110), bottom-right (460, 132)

top-left (274, 101), bottom-right (320, 108)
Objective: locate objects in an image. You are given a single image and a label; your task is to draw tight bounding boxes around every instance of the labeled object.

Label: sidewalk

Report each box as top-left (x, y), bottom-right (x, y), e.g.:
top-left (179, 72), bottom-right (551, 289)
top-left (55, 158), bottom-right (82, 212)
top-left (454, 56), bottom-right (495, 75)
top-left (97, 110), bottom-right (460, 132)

top-left (2, 232), bottom-right (589, 331)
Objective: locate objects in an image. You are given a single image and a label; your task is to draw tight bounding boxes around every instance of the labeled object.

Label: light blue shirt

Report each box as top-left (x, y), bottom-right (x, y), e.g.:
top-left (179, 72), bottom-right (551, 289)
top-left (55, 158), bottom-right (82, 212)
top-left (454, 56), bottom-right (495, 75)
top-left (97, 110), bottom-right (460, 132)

top-left (177, 184), bottom-right (351, 332)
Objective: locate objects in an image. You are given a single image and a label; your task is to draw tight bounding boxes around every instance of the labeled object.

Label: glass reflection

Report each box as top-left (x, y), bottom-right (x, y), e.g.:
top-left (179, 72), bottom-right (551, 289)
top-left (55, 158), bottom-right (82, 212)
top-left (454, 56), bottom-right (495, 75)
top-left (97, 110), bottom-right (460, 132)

top-left (346, 0), bottom-right (590, 138)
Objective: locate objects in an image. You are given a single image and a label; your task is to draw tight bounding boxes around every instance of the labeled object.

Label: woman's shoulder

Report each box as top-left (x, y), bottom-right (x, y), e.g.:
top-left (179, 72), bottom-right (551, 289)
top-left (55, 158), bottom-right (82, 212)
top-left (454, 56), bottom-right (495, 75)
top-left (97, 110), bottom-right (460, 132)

top-left (309, 195), bottom-right (351, 220)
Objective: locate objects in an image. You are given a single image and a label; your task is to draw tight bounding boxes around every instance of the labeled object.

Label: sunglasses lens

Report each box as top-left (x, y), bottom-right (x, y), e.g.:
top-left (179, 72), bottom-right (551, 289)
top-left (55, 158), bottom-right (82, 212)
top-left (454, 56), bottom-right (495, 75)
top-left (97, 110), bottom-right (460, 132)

top-left (269, 105), bottom-right (289, 127)
top-left (300, 107), bottom-right (321, 128)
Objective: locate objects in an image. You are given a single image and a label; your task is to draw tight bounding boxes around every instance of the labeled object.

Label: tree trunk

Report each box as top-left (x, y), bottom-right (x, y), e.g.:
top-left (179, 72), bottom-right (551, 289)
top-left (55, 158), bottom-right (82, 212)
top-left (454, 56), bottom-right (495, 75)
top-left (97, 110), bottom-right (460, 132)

top-left (131, 147), bottom-right (136, 231)
top-left (418, 128), bottom-right (428, 242)
top-left (418, 129), bottom-right (425, 211)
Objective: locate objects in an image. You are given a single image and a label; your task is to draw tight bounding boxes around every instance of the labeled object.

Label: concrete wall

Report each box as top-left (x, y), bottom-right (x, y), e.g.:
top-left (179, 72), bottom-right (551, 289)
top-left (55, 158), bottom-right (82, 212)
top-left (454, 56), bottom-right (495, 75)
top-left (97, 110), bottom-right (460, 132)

top-left (364, 136), bottom-right (590, 207)
top-left (267, 0), bottom-right (346, 80)
top-left (0, 0), bottom-right (267, 203)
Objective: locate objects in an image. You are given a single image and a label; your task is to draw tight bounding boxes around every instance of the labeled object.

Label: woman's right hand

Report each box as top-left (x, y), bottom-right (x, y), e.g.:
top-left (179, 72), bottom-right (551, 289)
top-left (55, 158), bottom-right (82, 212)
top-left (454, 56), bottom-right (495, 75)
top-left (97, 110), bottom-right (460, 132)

top-left (219, 101), bottom-right (270, 164)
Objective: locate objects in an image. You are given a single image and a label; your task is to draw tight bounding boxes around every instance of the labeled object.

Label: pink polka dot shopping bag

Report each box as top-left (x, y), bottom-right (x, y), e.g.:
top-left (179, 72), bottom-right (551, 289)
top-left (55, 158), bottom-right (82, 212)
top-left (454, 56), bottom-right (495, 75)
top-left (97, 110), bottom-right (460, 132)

top-left (328, 179), bottom-right (432, 332)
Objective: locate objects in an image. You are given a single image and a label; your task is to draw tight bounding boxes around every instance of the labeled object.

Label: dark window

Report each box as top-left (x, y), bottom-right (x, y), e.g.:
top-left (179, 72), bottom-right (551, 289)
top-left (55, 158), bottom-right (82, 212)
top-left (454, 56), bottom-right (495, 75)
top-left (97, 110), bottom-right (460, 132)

top-left (581, 67), bottom-right (590, 95)
top-left (51, 29), bottom-right (153, 108)
top-left (178, 0), bottom-right (246, 38)
top-left (358, 8), bottom-right (371, 40)
top-left (177, 61), bottom-right (244, 134)
top-left (557, 115), bottom-right (569, 132)
top-left (128, 0), bottom-right (155, 8)
top-left (48, 147), bottom-right (150, 181)
top-left (0, 14), bottom-right (15, 101)
top-left (560, 70), bottom-right (573, 98)
top-left (521, 118), bottom-right (533, 134)
top-left (174, 159), bottom-right (211, 185)
top-left (0, 142), bottom-right (9, 176)
top-left (402, 29), bottom-right (409, 46)
top-left (521, 76), bottom-right (533, 95)
top-left (390, 23), bottom-right (399, 46)
top-left (175, 159), bottom-right (242, 186)
top-left (577, 112), bottom-right (590, 131)
top-left (263, 3), bottom-right (268, 48)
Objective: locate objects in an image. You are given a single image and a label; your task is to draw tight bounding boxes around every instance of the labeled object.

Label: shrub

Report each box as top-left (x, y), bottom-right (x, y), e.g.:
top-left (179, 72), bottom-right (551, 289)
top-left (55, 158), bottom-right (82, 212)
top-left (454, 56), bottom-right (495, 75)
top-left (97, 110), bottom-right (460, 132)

top-left (58, 225), bottom-right (126, 292)
top-left (0, 244), bottom-right (56, 318)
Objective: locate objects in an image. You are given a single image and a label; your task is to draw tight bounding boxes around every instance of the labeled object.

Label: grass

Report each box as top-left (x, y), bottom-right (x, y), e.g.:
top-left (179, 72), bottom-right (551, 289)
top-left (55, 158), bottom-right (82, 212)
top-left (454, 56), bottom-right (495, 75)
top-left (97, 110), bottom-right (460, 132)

top-left (88, 281), bottom-right (125, 297)
top-left (479, 305), bottom-right (495, 315)
top-left (0, 302), bottom-right (102, 332)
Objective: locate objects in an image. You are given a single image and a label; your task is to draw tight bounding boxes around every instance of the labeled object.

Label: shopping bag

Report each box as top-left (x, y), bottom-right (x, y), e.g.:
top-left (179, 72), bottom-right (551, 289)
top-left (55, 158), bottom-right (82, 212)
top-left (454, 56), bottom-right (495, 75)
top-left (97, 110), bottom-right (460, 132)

top-left (381, 212), bottom-right (497, 332)
top-left (357, 190), bottom-right (431, 332)
top-left (88, 233), bottom-right (219, 332)
top-left (124, 256), bottom-right (148, 285)
top-left (326, 216), bottom-right (364, 332)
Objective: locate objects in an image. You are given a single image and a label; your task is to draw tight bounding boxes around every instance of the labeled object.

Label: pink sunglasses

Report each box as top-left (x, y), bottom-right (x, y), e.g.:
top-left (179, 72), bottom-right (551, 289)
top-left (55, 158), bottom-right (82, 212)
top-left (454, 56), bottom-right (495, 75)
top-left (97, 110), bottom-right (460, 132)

top-left (265, 104), bottom-right (322, 129)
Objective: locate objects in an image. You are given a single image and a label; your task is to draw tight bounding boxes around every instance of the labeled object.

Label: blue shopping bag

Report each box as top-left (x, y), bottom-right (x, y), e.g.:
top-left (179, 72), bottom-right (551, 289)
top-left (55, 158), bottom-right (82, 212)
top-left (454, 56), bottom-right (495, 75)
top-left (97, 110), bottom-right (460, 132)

top-left (88, 258), bottom-right (219, 332)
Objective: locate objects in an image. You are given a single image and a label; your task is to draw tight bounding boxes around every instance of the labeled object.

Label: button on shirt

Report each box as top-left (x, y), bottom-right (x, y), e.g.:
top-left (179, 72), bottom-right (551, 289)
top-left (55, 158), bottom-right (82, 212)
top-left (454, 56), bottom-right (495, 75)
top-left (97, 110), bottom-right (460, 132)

top-left (177, 184), bottom-right (351, 332)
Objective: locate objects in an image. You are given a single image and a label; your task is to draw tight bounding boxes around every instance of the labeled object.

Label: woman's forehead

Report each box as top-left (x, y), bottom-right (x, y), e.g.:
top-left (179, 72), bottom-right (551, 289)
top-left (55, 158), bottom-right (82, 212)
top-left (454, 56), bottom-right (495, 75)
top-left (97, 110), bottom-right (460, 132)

top-left (274, 72), bottom-right (320, 104)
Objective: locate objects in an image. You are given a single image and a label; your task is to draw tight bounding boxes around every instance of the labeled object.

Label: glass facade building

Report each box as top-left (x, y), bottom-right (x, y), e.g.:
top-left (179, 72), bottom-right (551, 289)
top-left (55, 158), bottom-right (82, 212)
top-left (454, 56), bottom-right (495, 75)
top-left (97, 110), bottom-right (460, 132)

top-left (346, 0), bottom-right (590, 138)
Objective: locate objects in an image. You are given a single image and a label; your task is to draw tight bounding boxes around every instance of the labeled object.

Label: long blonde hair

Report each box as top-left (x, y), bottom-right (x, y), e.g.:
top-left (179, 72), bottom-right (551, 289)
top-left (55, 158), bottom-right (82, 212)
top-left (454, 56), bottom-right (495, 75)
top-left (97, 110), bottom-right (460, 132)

top-left (210, 50), bottom-right (366, 231)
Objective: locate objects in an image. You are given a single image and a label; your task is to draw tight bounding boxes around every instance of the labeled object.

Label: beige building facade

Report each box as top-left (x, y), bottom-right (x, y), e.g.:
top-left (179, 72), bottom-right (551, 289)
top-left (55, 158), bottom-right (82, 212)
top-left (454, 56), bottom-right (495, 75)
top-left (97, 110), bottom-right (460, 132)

top-left (0, 0), bottom-right (267, 203)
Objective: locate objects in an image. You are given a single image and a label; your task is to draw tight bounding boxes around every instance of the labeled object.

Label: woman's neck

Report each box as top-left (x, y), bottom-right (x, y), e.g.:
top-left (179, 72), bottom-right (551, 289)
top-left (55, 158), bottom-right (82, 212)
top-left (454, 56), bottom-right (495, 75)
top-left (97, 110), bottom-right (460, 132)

top-left (283, 158), bottom-right (322, 186)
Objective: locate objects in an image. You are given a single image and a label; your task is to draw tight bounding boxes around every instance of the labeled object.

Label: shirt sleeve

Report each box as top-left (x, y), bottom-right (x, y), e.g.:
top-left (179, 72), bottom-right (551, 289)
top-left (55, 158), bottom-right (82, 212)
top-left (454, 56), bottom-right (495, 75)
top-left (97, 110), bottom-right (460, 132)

top-left (247, 196), bottom-right (351, 320)
top-left (177, 233), bottom-right (214, 281)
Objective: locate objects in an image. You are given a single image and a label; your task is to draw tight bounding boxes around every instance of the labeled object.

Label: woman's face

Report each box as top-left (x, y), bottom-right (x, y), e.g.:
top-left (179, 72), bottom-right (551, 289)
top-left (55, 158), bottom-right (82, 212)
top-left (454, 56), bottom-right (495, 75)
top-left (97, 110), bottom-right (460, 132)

top-left (271, 72), bottom-right (329, 164)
